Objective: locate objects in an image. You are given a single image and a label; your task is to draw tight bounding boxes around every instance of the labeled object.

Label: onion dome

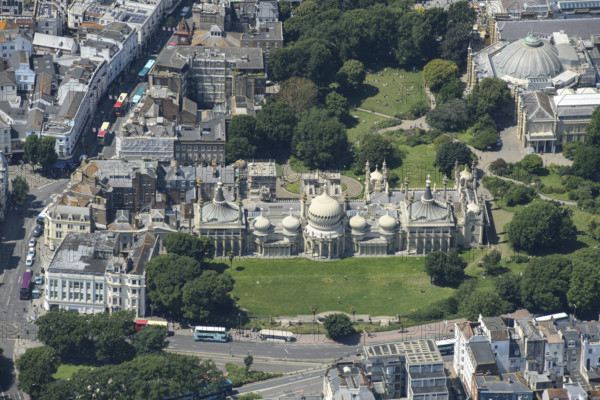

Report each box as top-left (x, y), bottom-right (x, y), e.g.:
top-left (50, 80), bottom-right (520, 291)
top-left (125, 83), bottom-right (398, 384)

top-left (282, 213), bottom-right (301, 233)
top-left (371, 167), bottom-right (384, 183)
top-left (234, 159), bottom-right (247, 169)
top-left (379, 212), bottom-right (397, 232)
top-left (349, 213), bottom-right (367, 232)
top-left (467, 202), bottom-right (481, 214)
top-left (253, 214), bottom-right (271, 233)
top-left (460, 166), bottom-right (472, 181)
top-left (492, 33), bottom-right (562, 81)
top-left (308, 191), bottom-right (343, 229)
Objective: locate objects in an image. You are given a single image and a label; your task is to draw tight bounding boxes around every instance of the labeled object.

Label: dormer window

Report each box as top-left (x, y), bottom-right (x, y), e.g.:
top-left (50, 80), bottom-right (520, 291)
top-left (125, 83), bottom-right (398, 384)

top-left (68, 214), bottom-right (73, 221)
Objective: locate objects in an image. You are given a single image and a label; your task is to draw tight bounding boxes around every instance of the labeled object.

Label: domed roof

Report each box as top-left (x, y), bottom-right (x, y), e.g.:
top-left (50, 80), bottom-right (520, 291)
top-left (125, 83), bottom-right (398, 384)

top-left (308, 190), bottom-right (343, 229)
top-left (460, 166), bottom-right (472, 181)
top-left (492, 34), bottom-right (562, 81)
top-left (282, 213), bottom-right (301, 233)
top-left (349, 213), bottom-right (367, 232)
top-left (253, 214), bottom-right (271, 233)
top-left (379, 212), bottom-right (397, 232)
top-left (201, 182), bottom-right (240, 223)
top-left (467, 202), bottom-right (481, 214)
top-left (370, 167), bottom-right (383, 183)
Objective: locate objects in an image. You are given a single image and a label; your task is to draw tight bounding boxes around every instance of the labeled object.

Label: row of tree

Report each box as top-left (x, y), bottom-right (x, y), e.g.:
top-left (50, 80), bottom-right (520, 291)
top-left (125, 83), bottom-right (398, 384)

top-left (23, 135), bottom-right (58, 172)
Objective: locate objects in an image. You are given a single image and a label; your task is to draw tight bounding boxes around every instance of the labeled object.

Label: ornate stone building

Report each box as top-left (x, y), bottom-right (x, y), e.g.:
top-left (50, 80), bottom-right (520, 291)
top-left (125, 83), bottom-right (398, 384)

top-left (192, 162), bottom-right (489, 259)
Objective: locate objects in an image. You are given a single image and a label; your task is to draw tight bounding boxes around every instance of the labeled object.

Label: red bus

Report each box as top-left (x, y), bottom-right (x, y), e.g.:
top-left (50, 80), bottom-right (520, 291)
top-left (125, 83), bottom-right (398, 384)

top-left (113, 92), bottom-right (128, 117)
top-left (20, 268), bottom-right (32, 300)
top-left (97, 122), bottom-right (110, 145)
top-left (134, 319), bottom-right (168, 331)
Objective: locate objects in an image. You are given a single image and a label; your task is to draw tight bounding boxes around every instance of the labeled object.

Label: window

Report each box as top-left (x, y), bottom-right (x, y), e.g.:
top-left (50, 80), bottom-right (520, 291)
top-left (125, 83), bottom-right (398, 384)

top-left (56, 223), bottom-right (62, 228)
top-left (67, 224), bottom-right (73, 229)
top-left (56, 232), bottom-right (62, 238)
top-left (132, 289), bottom-right (137, 294)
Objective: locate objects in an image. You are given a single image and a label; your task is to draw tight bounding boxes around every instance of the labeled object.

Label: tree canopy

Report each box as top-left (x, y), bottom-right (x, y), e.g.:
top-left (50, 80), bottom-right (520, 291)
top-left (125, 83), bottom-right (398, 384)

top-left (355, 134), bottom-right (396, 169)
top-left (134, 325), bottom-right (169, 355)
top-left (293, 107), bottom-right (348, 169)
top-left (423, 59), bottom-right (459, 92)
top-left (520, 255), bottom-right (572, 313)
top-left (337, 59), bottom-right (366, 92)
top-left (435, 141), bottom-right (474, 177)
top-left (468, 115), bottom-right (497, 150)
top-left (585, 106), bottom-right (600, 147)
top-left (424, 249), bottom-right (467, 286)
top-left (323, 313), bottom-right (355, 340)
top-left (11, 175), bottom-right (29, 206)
top-left (163, 232), bottom-right (215, 263)
top-left (278, 77), bottom-right (319, 114)
top-left (571, 145), bottom-right (600, 181)
top-left (507, 200), bottom-right (576, 253)
top-left (38, 136), bottom-right (58, 171)
top-left (466, 78), bottom-right (512, 121)
top-left (23, 134), bottom-right (39, 166)
top-left (16, 346), bottom-right (60, 399)
top-left (427, 99), bottom-right (469, 132)
top-left (458, 289), bottom-right (509, 320)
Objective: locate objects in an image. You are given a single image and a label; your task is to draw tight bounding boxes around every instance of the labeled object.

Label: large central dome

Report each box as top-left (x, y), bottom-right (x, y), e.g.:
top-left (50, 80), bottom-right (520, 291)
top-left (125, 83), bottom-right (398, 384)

top-left (308, 191), bottom-right (343, 230)
top-left (492, 34), bottom-right (562, 81)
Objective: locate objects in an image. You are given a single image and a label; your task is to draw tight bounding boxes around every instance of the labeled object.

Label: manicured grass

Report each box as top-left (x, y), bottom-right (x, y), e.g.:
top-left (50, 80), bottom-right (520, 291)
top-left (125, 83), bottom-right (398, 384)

top-left (347, 109), bottom-right (387, 144)
top-left (390, 143), bottom-right (447, 188)
top-left (538, 172), bottom-right (571, 201)
top-left (53, 364), bottom-right (91, 380)
top-left (284, 181), bottom-right (300, 194)
top-left (348, 68), bottom-right (428, 117)
top-left (227, 257), bottom-right (454, 317)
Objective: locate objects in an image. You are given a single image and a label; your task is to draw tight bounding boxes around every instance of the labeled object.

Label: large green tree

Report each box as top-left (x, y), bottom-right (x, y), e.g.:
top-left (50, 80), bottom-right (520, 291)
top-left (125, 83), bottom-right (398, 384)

top-left (517, 154), bottom-right (543, 175)
top-left (567, 262), bottom-right (600, 317)
top-left (494, 273), bottom-right (522, 309)
top-left (42, 353), bottom-right (224, 400)
top-left (424, 249), bottom-right (467, 286)
top-left (11, 175), bottom-right (29, 206)
top-left (325, 91), bottom-right (350, 120)
top-left (181, 271), bottom-right (235, 323)
top-left (134, 325), bottom-right (169, 355)
top-left (507, 200), bottom-right (576, 253)
top-left (163, 232), bottom-right (215, 263)
top-left (440, 24), bottom-right (472, 68)
top-left (323, 313), bottom-right (354, 340)
top-left (585, 106), bottom-right (600, 147)
top-left (255, 97), bottom-right (296, 152)
top-left (278, 77), bottom-right (319, 114)
top-left (38, 136), bottom-right (58, 171)
top-left (426, 99), bottom-right (469, 131)
top-left (466, 78), bottom-right (512, 121)
top-left (226, 137), bottom-right (256, 164)
top-left (521, 255), bottom-right (572, 313)
top-left (423, 59), bottom-right (459, 92)
top-left (146, 254), bottom-right (204, 320)
top-left (435, 141), bottom-right (474, 177)
top-left (16, 345), bottom-right (60, 399)
top-left (90, 310), bottom-right (136, 364)
top-left (23, 134), bottom-right (39, 166)
top-left (34, 309), bottom-right (93, 363)
top-left (571, 145), bottom-right (600, 181)
top-left (336, 59), bottom-right (366, 92)
top-left (355, 134), bottom-right (396, 168)
top-left (458, 289), bottom-right (509, 320)
top-left (293, 108), bottom-right (348, 169)
top-left (468, 115), bottom-right (497, 151)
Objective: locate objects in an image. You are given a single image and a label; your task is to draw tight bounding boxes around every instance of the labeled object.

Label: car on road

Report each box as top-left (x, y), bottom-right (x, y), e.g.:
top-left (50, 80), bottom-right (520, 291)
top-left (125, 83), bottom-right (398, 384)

top-left (35, 275), bottom-right (43, 285)
top-left (27, 249), bottom-right (35, 259)
top-left (33, 225), bottom-right (43, 237)
top-left (29, 237), bottom-right (36, 247)
top-left (26, 255), bottom-right (34, 266)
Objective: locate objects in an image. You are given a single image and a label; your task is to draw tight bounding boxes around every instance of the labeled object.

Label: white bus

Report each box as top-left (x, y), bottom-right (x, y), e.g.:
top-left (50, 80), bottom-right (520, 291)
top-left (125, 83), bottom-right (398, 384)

top-left (259, 329), bottom-right (295, 342)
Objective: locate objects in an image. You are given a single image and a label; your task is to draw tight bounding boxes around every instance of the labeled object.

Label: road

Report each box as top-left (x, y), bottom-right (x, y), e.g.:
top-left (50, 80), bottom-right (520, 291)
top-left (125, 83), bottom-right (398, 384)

top-left (236, 369), bottom-right (324, 399)
top-left (0, 174), bottom-right (69, 399)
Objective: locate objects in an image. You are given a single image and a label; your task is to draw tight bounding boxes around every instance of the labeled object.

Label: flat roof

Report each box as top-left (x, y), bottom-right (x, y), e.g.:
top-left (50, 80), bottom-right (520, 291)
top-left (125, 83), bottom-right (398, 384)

top-left (363, 339), bottom-right (443, 365)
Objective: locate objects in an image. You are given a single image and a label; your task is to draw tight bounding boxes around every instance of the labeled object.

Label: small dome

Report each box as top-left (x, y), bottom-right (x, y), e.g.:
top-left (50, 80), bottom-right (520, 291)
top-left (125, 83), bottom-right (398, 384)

top-left (349, 213), bottom-right (367, 232)
top-left (460, 167), bottom-right (472, 181)
top-left (234, 159), bottom-right (247, 169)
top-left (308, 191), bottom-right (343, 229)
top-left (253, 214), bottom-right (271, 233)
top-left (370, 169), bottom-right (383, 183)
top-left (379, 212), bottom-right (397, 232)
top-left (467, 202), bottom-right (481, 214)
top-left (282, 214), bottom-right (300, 232)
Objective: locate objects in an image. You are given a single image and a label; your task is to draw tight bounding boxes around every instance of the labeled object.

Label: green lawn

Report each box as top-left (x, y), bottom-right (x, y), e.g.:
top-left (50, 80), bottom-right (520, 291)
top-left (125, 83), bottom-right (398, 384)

top-left (390, 143), bottom-right (447, 188)
top-left (53, 364), bottom-right (91, 380)
top-left (226, 257), bottom-right (454, 316)
top-left (538, 172), bottom-right (571, 201)
top-left (285, 181), bottom-right (346, 194)
top-left (348, 68), bottom-right (428, 117)
top-left (347, 109), bottom-right (387, 144)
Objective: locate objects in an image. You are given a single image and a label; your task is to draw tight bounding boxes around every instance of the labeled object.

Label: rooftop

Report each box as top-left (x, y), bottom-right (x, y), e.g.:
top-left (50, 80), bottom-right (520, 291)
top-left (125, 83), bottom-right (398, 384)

top-left (469, 341), bottom-right (496, 366)
top-left (363, 339), bottom-right (444, 365)
top-left (49, 231), bottom-right (120, 275)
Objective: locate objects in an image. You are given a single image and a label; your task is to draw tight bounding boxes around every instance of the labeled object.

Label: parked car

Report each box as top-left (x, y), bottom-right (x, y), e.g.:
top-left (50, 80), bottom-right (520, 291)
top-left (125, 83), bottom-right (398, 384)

top-left (27, 249), bottom-right (35, 259)
top-left (35, 275), bottom-right (43, 285)
top-left (26, 255), bottom-right (34, 266)
top-left (33, 225), bottom-right (43, 237)
top-left (29, 237), bottom-right (36, 247)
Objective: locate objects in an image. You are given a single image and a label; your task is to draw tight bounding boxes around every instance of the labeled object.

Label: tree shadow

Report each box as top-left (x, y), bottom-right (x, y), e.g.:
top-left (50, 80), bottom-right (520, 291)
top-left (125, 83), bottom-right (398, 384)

top-left (205, 262), bottom-right (229, 274)
top-left (336, 332), bottom-right (362, 346)
top-left (0, 352), bottom-right (16, 392)
top-left (486, 202), bottom-right (501, 245)
top-left (235, 267), bottom-right (245, 271)
top-left (346, 84), bottom-right (379, 108)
